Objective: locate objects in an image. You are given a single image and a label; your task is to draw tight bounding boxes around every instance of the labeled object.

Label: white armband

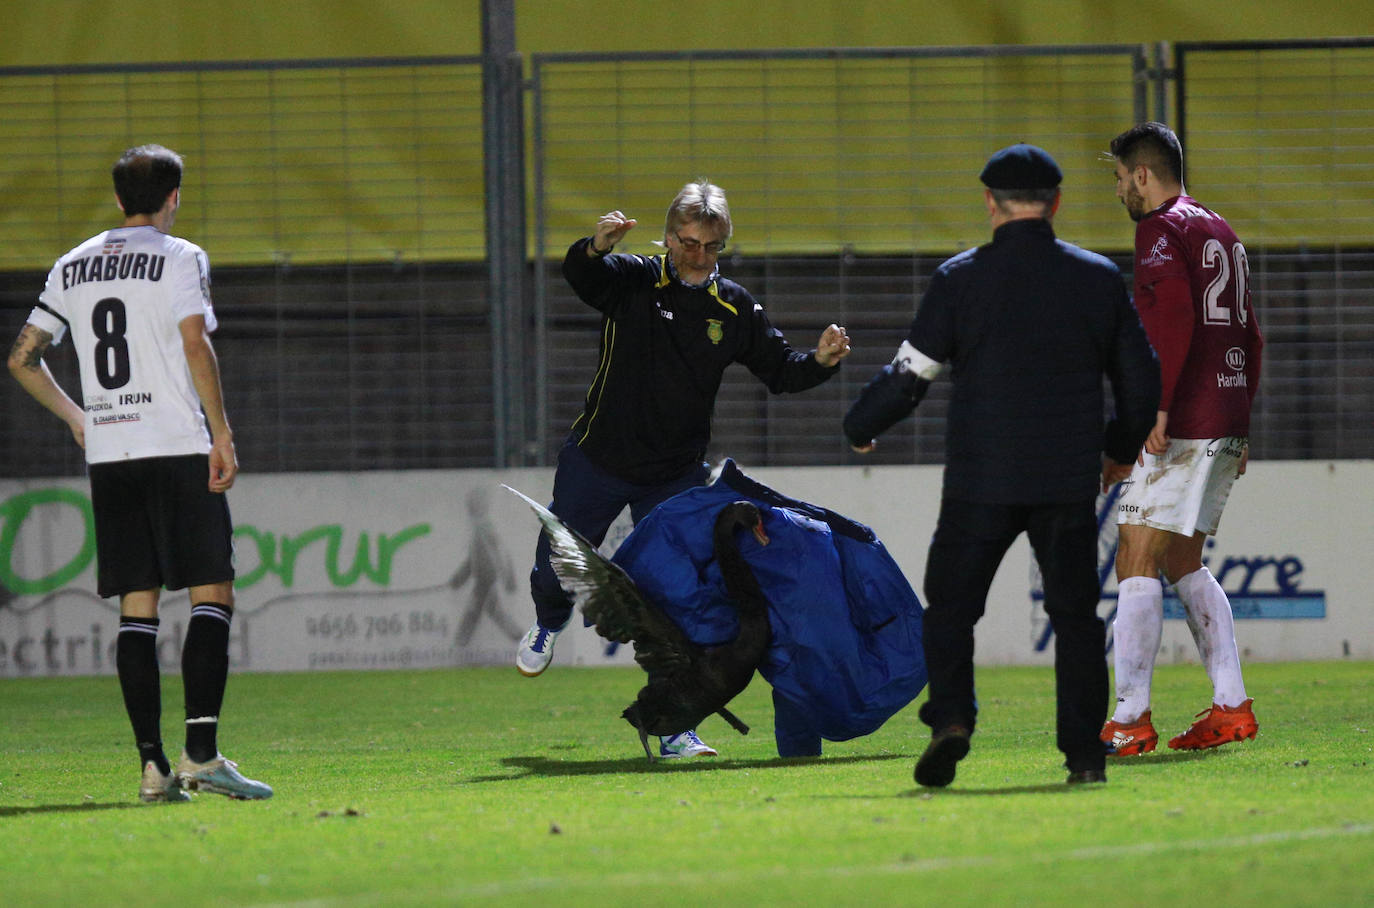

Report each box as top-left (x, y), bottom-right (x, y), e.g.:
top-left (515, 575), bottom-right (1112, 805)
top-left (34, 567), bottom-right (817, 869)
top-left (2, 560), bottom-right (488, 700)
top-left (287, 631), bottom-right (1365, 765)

top-left (893, 340), bottom-right (945, 381)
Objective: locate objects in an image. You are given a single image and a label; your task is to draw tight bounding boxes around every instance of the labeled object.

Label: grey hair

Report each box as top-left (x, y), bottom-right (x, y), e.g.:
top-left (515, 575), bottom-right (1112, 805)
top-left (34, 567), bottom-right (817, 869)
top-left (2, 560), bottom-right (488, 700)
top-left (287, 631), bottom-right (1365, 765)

top-left (664, 179), bottom-right (732, 240)
top-left (989, 187), bottom-right (1059, 206)
top-left (989, 187), bottom-right (1059, 216)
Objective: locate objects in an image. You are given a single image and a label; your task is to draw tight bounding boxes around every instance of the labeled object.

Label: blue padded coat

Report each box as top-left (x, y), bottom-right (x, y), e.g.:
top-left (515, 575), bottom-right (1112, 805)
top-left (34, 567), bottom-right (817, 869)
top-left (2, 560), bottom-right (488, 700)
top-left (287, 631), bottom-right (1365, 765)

top-left (610, 460), bottom-right (926, 754)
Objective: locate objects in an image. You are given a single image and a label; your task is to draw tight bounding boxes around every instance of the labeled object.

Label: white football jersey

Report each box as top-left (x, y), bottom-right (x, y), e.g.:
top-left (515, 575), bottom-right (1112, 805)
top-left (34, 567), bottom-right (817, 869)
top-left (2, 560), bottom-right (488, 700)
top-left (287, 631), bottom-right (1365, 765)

top-left (27, 225), bottom-right (218, 464)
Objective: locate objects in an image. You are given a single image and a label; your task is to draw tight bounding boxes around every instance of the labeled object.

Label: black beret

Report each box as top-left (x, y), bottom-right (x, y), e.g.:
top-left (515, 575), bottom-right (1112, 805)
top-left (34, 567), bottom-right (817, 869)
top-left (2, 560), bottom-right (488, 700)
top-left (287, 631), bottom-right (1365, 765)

top-left (979, 143), bottom-right (1063, 189)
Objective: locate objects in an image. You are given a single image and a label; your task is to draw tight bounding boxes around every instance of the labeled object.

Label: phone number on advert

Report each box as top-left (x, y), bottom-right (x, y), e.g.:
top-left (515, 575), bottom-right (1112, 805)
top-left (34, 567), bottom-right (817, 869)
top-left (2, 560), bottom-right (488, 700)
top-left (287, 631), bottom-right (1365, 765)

top-left (305, 611), bottom-right (450, 640)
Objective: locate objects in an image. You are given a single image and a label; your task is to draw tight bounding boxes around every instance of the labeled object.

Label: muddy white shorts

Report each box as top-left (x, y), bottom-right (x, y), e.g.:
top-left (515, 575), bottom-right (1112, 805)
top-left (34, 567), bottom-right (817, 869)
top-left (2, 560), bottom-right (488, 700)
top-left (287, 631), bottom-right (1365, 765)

top-left (1116, 436), bottom-right (1246, 537)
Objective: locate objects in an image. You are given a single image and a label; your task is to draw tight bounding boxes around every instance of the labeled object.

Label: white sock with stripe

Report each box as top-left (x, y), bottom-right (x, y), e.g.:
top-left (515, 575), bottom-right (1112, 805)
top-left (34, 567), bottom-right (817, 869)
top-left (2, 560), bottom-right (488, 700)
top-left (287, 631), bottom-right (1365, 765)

top-left (183, 602), bottom-right (233, 762)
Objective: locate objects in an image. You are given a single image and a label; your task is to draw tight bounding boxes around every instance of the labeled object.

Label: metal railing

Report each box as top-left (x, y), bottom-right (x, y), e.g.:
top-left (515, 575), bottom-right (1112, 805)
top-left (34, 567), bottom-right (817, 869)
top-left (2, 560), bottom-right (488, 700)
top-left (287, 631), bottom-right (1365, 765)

top-left (530, 44), bottom-right (1150, 468)
top-left (0, 56), bottom-right (492, 475)
top-left (1176, 39), bottom-right (1374, 459)
top-left (1, 39), bottom-right (1369, 478)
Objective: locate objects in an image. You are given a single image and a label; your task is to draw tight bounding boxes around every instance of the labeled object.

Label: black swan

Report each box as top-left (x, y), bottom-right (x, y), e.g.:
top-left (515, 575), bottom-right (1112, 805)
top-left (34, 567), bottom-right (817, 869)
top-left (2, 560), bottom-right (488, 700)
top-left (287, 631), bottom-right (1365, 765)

top-left (505, 486), bottom-right (773, 760)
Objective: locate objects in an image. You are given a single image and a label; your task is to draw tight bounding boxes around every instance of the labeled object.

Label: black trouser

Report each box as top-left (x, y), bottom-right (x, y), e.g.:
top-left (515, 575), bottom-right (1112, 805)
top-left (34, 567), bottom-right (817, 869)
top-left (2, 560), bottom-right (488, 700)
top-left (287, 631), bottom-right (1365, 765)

top-left (919, 497), bottom-right (1108, 772)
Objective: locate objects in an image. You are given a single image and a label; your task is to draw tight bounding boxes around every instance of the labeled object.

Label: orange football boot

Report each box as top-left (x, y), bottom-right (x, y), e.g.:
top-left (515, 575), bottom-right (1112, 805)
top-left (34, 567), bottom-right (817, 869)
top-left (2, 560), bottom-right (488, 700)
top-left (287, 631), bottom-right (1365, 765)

top-left (1101, 710), bottom-right (1158, 756)
top-left (1168, 699), bottom-right (1259, 750)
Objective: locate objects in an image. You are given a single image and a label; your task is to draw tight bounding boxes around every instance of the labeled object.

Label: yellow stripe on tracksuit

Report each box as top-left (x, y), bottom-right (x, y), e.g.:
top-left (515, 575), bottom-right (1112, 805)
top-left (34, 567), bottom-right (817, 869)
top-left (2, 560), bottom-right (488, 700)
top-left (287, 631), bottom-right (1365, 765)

top-left (573, 318), bottom-right (616, 444)
top-left (575, 257), bottom-right (734, 443)
top-left (707, 281), bottom-right (737, 316)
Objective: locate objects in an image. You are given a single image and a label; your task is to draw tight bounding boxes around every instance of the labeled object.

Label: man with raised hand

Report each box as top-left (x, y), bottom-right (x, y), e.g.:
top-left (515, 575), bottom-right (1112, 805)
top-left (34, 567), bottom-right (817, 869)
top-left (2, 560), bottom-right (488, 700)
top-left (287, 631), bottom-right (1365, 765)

top-left (520, 179), bottom-right (850, 760)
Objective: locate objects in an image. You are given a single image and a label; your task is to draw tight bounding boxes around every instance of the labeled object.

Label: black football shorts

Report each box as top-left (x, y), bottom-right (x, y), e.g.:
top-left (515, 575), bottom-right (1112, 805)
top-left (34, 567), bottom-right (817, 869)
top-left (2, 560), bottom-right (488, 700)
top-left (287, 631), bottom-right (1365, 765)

top-left (88, 454), bottom-right (235, 598)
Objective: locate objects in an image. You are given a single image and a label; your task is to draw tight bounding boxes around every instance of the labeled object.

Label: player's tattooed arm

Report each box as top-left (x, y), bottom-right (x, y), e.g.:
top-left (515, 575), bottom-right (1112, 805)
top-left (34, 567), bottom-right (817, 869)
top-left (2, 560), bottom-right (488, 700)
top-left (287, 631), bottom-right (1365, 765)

top-left (8, 324), bottom-right (85, 449)
top-left (7, 324), bottom-right (52, 372)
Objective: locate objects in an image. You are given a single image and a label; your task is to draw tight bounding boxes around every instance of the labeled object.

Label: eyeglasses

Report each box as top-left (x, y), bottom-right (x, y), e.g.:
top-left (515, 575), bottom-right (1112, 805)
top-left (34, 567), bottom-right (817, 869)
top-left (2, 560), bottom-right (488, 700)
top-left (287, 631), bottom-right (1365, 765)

top-left (673, 230), bottom-right (727, 255)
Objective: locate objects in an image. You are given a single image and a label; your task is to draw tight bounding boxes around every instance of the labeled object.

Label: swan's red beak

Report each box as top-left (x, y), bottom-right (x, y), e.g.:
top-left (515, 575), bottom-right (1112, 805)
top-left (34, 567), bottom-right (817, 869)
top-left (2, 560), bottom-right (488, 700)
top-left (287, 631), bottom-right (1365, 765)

top-left (752, 521), bottom-right (769, 546)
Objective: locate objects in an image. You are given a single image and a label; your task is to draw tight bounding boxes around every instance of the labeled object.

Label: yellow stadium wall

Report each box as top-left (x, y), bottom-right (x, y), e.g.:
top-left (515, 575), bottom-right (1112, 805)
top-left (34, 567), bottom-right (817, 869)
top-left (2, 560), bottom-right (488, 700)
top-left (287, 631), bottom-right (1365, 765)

top-left (6, 1), bottom-right (1369, 64)
top-left (2, 3), bottom-right (1370, 267)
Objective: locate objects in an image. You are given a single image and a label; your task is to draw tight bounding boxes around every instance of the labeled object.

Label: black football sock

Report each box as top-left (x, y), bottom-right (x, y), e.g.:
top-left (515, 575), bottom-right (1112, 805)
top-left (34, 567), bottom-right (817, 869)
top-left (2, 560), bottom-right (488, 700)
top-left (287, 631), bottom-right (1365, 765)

top-left (116, 617), bottom-right (169, 776)
top-left (182, 602), bottom-right (232, 764)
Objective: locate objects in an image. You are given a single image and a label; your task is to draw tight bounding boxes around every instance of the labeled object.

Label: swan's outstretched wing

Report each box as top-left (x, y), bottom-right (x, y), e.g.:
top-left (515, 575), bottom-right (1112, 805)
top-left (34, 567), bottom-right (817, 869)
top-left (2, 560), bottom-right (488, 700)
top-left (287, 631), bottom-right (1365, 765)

top-left (503, 485), bottom-right (694, 673)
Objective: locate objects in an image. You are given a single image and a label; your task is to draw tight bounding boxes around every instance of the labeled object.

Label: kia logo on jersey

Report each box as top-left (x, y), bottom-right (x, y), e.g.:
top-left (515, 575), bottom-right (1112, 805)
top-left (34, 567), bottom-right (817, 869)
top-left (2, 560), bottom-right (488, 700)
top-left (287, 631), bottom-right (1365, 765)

top-left (1225, 347), bottom-right (1246, 371)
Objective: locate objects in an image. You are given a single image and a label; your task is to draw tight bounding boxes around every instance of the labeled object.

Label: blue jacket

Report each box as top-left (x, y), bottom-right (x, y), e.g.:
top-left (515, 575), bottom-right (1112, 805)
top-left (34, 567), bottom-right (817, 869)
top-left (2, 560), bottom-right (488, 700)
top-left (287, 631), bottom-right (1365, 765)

top-left (611, 461), bottom-right (926, 750)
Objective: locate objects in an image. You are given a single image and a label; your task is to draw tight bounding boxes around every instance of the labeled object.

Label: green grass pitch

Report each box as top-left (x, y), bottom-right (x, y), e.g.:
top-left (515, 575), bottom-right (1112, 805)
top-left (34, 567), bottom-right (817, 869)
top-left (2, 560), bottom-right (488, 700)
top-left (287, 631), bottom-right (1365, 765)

top-left (1, 660), bottom-right (1370, 906)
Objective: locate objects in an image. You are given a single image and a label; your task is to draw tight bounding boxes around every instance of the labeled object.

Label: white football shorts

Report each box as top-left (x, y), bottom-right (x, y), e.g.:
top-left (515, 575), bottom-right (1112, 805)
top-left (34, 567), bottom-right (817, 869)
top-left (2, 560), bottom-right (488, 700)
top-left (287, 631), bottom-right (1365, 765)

top-left (1116, 436), bottom-right (1247, 537)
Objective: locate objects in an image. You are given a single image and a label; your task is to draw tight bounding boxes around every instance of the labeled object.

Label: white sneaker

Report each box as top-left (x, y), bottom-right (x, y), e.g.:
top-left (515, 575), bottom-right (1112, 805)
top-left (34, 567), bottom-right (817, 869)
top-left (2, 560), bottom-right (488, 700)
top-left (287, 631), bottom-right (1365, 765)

top-left (659, 730), bottom-right (719, 758)
top-left (176, 752), bottom-right (273, 800)
top-left (516, 623), bottom-right (562, 677)
top-left (139, 760), bottom-right (190, 803)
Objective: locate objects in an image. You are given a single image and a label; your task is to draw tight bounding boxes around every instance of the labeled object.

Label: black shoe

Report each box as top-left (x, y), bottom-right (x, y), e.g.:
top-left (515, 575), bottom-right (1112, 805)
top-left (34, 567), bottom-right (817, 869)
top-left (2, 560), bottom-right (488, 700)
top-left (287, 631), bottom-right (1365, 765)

top-left (914, 725), bottom-right (971, 788)
top-left (1066, 768), bottom-right (1107, 785)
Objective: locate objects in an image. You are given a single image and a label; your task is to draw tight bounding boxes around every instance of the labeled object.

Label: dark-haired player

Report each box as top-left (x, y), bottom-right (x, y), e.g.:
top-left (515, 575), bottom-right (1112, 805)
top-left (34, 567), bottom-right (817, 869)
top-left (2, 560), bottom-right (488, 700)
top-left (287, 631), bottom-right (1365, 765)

top-left (1101, 122), bottom-right (1264, 756)
top-left (8, 144), bottom-right (271, 801)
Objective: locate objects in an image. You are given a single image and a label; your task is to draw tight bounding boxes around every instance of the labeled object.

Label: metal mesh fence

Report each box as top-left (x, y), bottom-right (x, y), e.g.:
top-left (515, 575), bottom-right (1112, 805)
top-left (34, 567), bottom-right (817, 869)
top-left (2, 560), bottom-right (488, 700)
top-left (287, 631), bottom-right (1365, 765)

top-left (533, 43), bottom-right (1374, 469)
top-left (0, 58), bottom-right (492, 476)
top-left (1176, 40), bottom-right (1374, 459)
top-left (0, 59), bottom-right (487, 267)
top-left (0, 41), bottom-right (1370, 478)
top-left (532, 47), bottom-right (1149, 468)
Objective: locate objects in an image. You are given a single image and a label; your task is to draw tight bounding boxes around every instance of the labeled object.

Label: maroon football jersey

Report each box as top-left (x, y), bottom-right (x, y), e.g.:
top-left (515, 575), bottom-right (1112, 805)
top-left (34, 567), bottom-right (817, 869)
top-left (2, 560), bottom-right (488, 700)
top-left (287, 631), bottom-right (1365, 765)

top-left (1132, 195), bottom-right (1263, 439)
